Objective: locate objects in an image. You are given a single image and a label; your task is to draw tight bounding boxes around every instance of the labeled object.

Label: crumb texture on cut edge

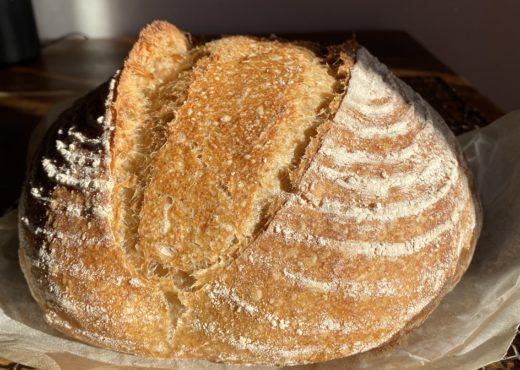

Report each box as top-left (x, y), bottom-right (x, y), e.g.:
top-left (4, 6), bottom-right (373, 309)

top-left (110, 20), bottom-right (194, 277)
top-left (17, 20), bottom-right (482, 366)
top-left (136, 35), bottom-right (344, 289)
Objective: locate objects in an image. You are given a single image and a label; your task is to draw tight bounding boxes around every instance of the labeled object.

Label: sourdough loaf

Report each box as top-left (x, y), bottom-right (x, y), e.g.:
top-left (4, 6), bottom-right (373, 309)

top-left (18, 21), bottom-right (482, 365)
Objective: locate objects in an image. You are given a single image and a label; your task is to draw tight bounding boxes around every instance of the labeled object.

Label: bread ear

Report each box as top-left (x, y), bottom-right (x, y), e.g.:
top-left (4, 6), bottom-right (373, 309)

top-left (124, 20), bottom-right (189, 79)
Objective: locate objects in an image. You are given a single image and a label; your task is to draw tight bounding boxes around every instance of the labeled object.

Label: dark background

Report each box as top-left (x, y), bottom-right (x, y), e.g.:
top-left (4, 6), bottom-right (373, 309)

top-left (32, 0), bottom-right (520, 112)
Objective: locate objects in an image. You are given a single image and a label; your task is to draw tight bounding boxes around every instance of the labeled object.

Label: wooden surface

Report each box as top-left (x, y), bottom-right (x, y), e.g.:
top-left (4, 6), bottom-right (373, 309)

top-left (0, 31), bottom-right (515, 369)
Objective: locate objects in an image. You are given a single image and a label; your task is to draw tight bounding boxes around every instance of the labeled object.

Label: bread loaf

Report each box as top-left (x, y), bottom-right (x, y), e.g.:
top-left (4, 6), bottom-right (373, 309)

top-left (18, 21), bottom-right (482, 365)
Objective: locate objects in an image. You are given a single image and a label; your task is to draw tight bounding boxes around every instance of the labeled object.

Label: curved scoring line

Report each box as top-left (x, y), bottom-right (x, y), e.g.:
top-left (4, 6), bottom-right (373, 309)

top-left (240, 251), bottom-right (404, 302)
top-left (366, 95), bottom-right (393, 106)
top-left (282, 268), bottom-right (399, 297)
top-left (209, 282), bottom-right (258, 315)
top-left (338, 49), bottom-right (409, 121)
top-left (272, 184), bottom-right (468, 257)
top-left (42, 157), bottom-right (111, 191)
top-left (43, 156), bottom-right (99, 176)
top-left (329, 103), bottom-right (424, 156)
top-left (56, 140), bottom-right (103, 167)
top-left (206, 277), bottom-right (395, 337)
top-left (418, 206), bottom-right (476, 297)
top-left (343, 92), bottom-right (402, 118)
top-left (320, 120), bottom-right (435, 166)
top-left (343, 80), bottom-right (398, 107)
top-left (315, 153), bottom-right (447, 198)
top-left (67, 126), bottom-right (106, 146)
top-left (334, 105), bottom-right (419, 139)
top-left (248, 225), bottom-right (468, 298)
top-left (334, 46), bottom-right (433, 140)
top-left (347, 46), bottom-right (407, 97)
top-left (208, 282), bottom-right (294, 331)
top-left (303, 158), bottom-right (460, 223)
top-left (341, 100), bottom-right (409, 127)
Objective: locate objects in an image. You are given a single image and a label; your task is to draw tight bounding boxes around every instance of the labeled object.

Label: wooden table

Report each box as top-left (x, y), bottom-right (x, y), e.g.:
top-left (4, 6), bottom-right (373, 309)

top-left (0, 31), bottom-right (516, 369)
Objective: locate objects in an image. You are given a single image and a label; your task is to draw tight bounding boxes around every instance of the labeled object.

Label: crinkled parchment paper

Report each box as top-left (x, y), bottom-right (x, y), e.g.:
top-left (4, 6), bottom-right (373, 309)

top-left (1, 108), bottom-right (520, 370)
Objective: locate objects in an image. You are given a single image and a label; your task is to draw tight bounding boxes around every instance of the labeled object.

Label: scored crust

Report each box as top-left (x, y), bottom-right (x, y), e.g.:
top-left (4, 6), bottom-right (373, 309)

top-left (18, 21), bottom-right (482, 365)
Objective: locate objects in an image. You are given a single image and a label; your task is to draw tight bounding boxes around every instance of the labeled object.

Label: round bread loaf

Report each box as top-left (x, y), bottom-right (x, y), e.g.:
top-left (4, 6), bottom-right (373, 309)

top-left (18, 21), bottom-right (482, 365)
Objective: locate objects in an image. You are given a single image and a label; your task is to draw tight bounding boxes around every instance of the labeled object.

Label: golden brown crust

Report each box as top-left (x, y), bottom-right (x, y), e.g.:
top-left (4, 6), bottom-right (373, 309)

top-left (110, 21), bottom-right (192, 275)
top-left (18, 21), bottom-right (482, 365)
top-left (18, 81), bottom-right (172, 356)
top-left (139, 36), bottom-right (336, 278)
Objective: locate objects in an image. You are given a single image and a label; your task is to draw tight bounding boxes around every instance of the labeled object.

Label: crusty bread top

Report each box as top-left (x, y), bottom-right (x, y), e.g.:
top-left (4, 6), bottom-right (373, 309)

top-left (138, 36), bottom-right (336, 282)
top-left (18, 21), bottom-right (481, 365)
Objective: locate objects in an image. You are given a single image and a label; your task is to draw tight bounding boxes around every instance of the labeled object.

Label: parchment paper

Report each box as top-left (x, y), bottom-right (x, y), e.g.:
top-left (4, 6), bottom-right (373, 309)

top-left (1, 109), bottom-right (520, 370)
